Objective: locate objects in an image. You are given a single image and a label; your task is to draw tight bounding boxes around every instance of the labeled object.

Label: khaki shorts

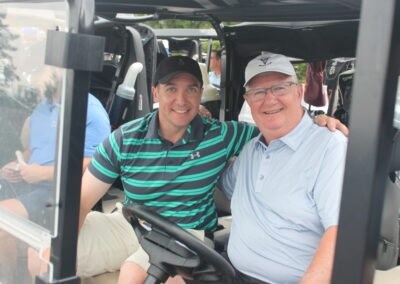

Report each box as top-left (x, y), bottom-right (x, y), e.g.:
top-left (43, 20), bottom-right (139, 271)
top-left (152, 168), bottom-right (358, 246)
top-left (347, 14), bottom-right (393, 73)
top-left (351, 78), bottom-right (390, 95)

top-left (77, 210), bottom-right (205, 277)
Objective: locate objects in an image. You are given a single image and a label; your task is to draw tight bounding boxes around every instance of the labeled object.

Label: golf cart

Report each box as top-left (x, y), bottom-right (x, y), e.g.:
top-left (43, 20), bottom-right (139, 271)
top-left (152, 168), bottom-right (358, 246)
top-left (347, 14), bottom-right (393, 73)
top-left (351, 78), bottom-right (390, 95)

top-left (0, 0), bottom-right (400, 284)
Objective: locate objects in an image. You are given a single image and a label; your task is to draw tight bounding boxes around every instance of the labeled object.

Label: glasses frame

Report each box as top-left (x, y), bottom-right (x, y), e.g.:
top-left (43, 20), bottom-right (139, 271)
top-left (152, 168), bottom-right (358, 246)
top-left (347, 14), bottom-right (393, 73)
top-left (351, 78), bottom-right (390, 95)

top-left (244, 81), bottom-right (298, 102)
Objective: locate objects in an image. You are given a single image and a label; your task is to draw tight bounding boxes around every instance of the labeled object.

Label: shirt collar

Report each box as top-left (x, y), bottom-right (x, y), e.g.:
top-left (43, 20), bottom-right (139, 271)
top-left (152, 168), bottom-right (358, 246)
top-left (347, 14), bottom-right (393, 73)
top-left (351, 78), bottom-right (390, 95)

top-left (45, 98), bottom-right (60, 112)
top-left (280, 112), bottom-right (313, 151)
top-left (144, 111), bottom-right (160, 140)
top-left (144, 111), bottom-right (204, 145)
top-left (256, 112), bottom-right (313, 152)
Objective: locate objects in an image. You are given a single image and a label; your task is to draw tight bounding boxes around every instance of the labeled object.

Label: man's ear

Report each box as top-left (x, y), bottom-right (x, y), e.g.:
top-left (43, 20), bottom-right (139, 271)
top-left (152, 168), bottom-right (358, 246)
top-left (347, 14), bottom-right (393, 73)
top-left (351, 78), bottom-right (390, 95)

top-left (296, 83), bottom-right (304, 100)
top-left (152, 86), bottom-right (159, 103)
top-left (243, 95), bottom-right (250, 105)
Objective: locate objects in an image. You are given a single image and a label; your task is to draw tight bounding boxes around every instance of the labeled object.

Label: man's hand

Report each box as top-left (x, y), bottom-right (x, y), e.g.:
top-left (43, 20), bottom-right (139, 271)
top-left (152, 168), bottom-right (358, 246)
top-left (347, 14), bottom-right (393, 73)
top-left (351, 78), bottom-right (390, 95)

top-left (314, 114), bottom-right (349, 136)
top-left (1, 161), bottom-right (23, 183)
top-left (19, 164), bottom-right (54, 184)
top-left (198, 105), bottom-right (212, 118)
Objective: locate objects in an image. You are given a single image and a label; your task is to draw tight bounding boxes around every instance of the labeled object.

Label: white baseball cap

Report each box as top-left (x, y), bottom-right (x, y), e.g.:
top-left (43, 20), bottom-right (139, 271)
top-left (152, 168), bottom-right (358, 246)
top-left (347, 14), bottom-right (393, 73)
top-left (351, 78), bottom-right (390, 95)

top-left (244, 52), bottom-right (296, 87)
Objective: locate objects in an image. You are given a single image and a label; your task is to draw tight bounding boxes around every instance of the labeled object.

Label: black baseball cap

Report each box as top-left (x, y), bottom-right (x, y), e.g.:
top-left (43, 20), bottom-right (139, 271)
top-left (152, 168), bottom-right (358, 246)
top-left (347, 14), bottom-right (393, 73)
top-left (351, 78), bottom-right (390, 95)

top-left (153, 56), bottom-right (203, 87)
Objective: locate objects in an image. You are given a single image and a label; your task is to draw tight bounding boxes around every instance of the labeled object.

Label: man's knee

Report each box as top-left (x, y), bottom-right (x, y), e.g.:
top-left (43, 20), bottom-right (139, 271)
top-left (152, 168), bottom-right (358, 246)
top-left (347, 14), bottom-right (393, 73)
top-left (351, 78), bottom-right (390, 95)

top-left (0, 198), bottom-right (28, 218)
top-left (77, 211), bottom-right (138, 277)
top-left (118, 261), bottom-right (147, 284)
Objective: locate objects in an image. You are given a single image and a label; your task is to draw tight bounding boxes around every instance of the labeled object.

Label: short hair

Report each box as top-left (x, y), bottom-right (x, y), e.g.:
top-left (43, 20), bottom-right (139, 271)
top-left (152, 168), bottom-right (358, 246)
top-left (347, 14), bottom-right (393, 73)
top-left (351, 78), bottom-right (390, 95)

top-left (212, 50), bottom-right (222, 60)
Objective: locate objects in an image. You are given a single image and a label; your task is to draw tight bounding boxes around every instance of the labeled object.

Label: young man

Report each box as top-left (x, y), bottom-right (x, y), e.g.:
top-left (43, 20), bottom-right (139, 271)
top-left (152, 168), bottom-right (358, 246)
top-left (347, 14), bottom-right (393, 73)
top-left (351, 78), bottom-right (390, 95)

top-left (220, 53), bottom-right (348, 284)
top-left (78, 56), bottom-right (258, 284)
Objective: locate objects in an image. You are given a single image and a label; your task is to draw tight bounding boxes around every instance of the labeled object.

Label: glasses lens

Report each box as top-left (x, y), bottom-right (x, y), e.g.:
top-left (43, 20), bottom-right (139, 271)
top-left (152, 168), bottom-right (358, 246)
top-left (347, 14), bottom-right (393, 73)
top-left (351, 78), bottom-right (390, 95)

top-left (272, 83), bottom-right (291, 96)
top-left (252, 89), bottom-right (267, 101)
top-left (245, 82), bottom-right (295, 101)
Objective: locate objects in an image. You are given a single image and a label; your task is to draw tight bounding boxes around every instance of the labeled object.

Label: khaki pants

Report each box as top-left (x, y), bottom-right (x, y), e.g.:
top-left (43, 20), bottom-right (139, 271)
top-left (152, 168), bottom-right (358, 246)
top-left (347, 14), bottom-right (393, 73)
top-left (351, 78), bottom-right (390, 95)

top-left (77, 211), bottom-right (205, 277)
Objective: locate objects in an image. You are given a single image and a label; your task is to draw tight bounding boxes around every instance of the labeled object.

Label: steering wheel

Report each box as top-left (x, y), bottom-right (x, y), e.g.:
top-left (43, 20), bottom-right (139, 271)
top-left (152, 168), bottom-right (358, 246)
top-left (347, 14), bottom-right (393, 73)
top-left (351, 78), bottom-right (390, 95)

top-left (122, 204), bottom-right (235, 284)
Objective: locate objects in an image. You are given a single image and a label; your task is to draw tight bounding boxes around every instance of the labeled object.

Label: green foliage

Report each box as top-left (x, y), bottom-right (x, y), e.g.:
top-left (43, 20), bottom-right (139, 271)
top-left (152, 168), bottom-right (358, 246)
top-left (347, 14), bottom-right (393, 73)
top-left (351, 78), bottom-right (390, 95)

top-left (146, 20), bottom-right (213, 29)
top-left (146, 19), bottom-right (238, 30)
top-left (294, 63), bottom-right (307, 83)
top-left (0, 13), bottom-right (29, 166)
top-left (0, 13), bottom-right (19, 88)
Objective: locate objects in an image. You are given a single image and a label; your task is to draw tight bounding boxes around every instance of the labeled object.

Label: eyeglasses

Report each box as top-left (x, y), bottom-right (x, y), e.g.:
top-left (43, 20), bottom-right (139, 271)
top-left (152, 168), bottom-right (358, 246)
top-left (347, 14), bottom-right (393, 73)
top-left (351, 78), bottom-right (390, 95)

top-left (244, 81), bottom-right (297, 102)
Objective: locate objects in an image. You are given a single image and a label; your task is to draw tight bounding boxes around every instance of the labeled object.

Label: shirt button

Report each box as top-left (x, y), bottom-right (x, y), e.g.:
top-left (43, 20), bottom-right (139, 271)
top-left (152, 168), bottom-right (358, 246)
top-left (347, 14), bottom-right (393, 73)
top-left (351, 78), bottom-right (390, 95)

top-left (266, 155), bottom-right (270, 159)
top-left (260, 175), bottom-right (264, 180)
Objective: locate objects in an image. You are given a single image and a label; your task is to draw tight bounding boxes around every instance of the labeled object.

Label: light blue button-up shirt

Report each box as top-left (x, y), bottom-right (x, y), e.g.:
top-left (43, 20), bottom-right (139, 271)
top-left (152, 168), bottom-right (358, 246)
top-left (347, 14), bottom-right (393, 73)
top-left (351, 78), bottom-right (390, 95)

top-left (220, 113), bottom-right (347, 284)
top-left (29, 94), bottom-right (110, 166)
top-left (208, 71), bottom-right (220, 87)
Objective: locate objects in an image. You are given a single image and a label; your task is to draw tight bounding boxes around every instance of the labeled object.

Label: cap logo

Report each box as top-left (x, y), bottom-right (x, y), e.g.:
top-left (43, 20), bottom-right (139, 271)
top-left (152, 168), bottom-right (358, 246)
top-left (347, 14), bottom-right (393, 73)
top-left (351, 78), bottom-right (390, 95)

top-left (258, 57), bottom-right (272, 66)
top-left (178, 58), bottom-right (185, 66)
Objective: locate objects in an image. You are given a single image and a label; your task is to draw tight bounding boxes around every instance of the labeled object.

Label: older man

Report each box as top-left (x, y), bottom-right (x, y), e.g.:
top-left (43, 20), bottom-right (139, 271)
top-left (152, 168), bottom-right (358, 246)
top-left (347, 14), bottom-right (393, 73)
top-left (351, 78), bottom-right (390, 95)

top-left (220, 53), bottom-right (347, 284)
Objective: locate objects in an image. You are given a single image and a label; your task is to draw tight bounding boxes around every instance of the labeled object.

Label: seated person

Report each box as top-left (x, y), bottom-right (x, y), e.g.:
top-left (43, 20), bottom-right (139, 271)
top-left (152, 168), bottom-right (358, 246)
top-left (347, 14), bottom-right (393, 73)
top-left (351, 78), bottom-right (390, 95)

top-left (208, 50), bottom-right (221, 88)
top-left (219, 52), bottom-right (348, 284)
top-left (0, 90), bottom-right (110, 284)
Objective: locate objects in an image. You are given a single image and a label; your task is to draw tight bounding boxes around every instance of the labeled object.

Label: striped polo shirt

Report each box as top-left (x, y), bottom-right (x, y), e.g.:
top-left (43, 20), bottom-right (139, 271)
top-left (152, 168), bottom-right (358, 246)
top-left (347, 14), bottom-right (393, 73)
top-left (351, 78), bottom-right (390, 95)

top-left (88, 111), bottom-right (258, 232)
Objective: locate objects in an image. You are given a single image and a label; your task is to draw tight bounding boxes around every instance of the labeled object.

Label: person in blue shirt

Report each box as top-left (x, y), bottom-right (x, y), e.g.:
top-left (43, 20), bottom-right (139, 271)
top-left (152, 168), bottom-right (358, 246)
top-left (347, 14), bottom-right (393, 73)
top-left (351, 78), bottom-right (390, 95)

top-left (0, 90), bottom-right (110, 283)
top-left (208, 50), bottom-right (221, 88)
top-left (219, 53), bottom-right (348, 284)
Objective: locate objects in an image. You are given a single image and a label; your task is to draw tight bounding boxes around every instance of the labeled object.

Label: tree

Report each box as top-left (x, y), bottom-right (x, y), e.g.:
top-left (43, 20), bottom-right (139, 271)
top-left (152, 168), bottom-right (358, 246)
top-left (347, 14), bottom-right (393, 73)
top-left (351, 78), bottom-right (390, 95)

top-left (0, 12), bottom-right (19, 92)
top-left (0, 12), bottom-right (24, 166)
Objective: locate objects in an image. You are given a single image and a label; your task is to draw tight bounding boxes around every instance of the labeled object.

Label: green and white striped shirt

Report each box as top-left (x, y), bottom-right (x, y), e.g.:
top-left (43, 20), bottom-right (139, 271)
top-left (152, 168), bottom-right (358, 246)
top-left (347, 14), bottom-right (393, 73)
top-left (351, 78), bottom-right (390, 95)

top-left (89, 111), bottom-right (258, 232)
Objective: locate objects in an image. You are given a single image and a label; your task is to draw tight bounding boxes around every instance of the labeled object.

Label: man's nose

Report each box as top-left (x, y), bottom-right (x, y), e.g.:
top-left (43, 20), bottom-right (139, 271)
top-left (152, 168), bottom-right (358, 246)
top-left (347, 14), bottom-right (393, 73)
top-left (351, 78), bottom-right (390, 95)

top-left (175, 90), bottom-right (188, 104)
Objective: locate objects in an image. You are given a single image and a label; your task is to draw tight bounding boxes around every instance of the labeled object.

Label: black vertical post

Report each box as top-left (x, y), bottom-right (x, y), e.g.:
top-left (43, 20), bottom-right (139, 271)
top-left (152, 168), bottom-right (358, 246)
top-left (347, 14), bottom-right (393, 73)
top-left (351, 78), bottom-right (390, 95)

top-left (332, 0), bottom-right (400, 283)
top-left (208, 16), bottom-right (226, 121)
top-left (35, 0), bottom-right (96, 283)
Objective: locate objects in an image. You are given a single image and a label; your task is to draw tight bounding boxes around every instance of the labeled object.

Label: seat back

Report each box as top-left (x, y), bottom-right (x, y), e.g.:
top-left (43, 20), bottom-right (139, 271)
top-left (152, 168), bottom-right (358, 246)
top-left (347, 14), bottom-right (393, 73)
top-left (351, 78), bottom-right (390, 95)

top-left (377, 131), bottom-right (400, 270)
top-left (198, 63), bottom-right (219, 103)
top-left (90, 24), bottom-right (129, 109)
top-left (198, 62), bottom-right (221, 119)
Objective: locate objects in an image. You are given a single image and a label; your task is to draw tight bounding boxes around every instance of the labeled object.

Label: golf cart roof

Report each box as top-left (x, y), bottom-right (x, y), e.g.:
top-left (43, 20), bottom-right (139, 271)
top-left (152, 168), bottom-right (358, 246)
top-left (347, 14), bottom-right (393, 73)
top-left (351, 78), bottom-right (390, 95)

top-left (95, 0), bottom-right (361, 22)
top-left (224, 20), bottom-right (359, 61)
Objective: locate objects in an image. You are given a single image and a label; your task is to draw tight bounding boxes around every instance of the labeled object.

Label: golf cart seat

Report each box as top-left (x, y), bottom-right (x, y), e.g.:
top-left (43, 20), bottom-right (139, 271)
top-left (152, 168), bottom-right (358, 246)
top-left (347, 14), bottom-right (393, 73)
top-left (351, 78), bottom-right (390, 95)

top-left (198, 62), bottom-right (220, 119)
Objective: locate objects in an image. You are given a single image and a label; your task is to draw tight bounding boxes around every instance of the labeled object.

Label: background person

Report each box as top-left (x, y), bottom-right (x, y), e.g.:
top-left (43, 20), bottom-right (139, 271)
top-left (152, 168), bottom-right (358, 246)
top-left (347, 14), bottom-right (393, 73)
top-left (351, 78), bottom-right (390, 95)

top-left (0, 89), bottom-right (110, 284)
top-left (208, 50), bottom-right (222, 88)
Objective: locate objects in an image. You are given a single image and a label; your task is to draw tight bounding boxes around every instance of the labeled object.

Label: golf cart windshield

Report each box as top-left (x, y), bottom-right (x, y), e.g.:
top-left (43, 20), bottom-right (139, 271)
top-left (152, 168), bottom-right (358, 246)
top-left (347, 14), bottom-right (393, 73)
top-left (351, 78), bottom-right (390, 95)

top-left (0, 1), bottom-right (68, 282)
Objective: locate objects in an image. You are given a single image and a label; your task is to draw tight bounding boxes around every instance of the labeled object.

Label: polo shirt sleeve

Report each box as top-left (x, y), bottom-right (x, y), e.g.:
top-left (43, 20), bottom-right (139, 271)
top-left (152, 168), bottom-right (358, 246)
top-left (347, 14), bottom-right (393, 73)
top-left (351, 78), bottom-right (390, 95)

top-left (218, 141), bottom-right (252, 200)
top-left (83, 97), bottom-right (111, 157)
top-left (218, 157), bottom-right (240, 200)
top-left (88, 129), bottom-right (122, 184)
top-left (224, 121), bottom-right (259, 159)
top-left (313, 133), bottom-right (348, 230)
